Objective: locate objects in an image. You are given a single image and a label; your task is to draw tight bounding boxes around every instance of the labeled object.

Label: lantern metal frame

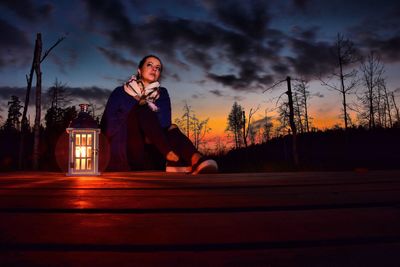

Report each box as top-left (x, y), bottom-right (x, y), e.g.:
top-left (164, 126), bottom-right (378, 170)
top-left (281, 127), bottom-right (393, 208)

top-left (66, 104), bottom-right (100, 176)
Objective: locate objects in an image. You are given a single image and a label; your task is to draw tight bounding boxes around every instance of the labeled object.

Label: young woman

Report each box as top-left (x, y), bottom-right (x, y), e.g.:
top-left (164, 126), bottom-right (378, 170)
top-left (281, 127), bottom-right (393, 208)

top-left (101, 55), bottom-right (218, 174)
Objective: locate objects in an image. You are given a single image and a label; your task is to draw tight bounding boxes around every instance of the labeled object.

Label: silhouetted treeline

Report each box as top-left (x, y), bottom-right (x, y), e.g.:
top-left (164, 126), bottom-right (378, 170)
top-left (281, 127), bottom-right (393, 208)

top-left (1, 115), bottom-right (399, 172)
top-left (216, 127), bottom-right (400, 172)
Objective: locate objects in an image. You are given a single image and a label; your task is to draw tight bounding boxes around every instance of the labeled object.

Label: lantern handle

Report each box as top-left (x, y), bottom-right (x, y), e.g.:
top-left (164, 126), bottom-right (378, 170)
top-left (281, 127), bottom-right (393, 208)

top-left (79, 103), bottom-right (90, 113)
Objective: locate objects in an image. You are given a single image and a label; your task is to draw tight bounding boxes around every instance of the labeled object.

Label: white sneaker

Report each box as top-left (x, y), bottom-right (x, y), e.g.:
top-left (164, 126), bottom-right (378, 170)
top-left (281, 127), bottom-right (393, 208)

top-left (192, 157), bottom-right (218, 175)
top-left (166, 160), bottom-right (192, 173)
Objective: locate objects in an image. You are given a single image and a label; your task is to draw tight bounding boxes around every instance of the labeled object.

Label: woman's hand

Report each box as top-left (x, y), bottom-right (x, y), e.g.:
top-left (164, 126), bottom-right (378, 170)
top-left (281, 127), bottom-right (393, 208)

top-left (139, 98), bottom-right (147, 105)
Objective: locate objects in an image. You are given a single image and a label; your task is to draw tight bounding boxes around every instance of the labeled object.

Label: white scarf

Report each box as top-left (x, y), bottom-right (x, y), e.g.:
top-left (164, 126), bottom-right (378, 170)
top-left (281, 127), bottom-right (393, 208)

top-left (124, 75), bottom-right (160, 111)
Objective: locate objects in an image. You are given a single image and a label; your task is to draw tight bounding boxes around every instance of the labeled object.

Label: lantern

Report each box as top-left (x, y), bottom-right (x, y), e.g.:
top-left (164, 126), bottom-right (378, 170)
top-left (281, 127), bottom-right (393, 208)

top-left (66, 104), bottom-right (100, 176)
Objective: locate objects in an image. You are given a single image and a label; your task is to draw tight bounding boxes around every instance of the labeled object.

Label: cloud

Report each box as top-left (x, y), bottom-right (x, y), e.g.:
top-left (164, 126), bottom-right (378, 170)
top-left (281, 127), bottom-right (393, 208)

top-left (233, 95), bottom-right (245, 102)
top-left (292, 0), bottom-right (311, 11)
top-left (182, 47), bottom-right (213, 70)
top-left (81, 0), bottom-right (400, 95)
top-left (0, 86), bottom-right (28, 101)
top-left (271, 63), bottom-right (290, 75)
top-left (287, 37), bottom-right (336, 78)
top-left (97, 46), bottom-right (136, 67)
top-left (209, 89), bottom-right (224, 97)
top-left (313, 92), bottom-right (324, 98)
top-left (0, 0), bottom-right (53, 22)
top-left (83, 0), bottom-right (140, 50)
top-left (205, 0), bottom-right (271, 39)
top-left (64, 86), bottom-right (111, 107)
top-left (359, 36), bottom-right (400, 63)
top-left (0, 18), bottom-right (31, 68)
top-left (170, 73), bottom-right (181, 82)
top-left (347, 2), bottom-right (400, 62)
top-left (82, 0), bottom-right (286, 92)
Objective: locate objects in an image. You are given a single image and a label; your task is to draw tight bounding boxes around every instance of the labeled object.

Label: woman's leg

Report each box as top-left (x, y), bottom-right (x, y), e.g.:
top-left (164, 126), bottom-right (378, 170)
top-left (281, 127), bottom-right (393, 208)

top-left (126, 106), bottom-right (146, 169)
top-left (166, 125), bottom-right (218, 174)
top-left (165, 126), bottom-right (199, 164)
top-left (128, 105), bottom-right (178, 161)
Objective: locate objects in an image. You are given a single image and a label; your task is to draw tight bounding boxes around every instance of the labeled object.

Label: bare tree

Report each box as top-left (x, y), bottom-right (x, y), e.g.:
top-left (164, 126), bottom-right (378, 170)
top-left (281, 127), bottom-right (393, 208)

top-left (264, 77), bottom-right (298, 166)
top-left (378, 79), bottom-right (392, 127)
top-left (192, 117), bottom-right (211, 150)
top-left (262, 109), bottom-right (274, 143)
top-left (321, 33), bottom-right (358, 130)
top-left (246, 109), bottom-right (274, 144)
top-left (175, 102), bottom-right (192, 138)
top-left (20, 33), bottom-right (65, 170)
top-left (359, 51), bottom-right (384, 129)
top-left (45, 79), bottom-right (70, 130)
top-left (32, 33), bottom-right (43, 170)
top-left (391, 92), bottom-right (400, 126)
top-left (174, 102), bottom-right (210, 150)
top-left (294, 79), bottom-right (312, 132)
top-left (293, 91), bottom-right (304, 133)
top-left (242, 106), bottom-right (259, 147)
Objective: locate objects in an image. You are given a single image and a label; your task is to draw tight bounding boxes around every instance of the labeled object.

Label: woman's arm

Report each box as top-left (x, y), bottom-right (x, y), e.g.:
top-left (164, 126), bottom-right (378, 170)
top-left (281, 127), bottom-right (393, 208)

top-left (101, 87), bottom-right (137, 137)
top-left (156, 87), bottom-right (172, 128)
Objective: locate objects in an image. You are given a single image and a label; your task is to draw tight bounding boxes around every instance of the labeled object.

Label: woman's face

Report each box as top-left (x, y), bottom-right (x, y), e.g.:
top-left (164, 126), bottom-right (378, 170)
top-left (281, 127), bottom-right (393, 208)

top-left (138, 57), bottom-right (162, 85)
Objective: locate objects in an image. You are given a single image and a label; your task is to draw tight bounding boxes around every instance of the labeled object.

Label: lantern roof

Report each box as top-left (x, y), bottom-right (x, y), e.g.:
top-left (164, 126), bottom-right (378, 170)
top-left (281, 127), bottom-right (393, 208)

top-left (68, 104), bottom-right (99, 129)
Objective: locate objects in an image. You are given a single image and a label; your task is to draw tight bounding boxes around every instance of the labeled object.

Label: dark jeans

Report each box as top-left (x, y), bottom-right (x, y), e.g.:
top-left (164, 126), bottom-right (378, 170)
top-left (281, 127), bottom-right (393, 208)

top-left (127, 105), bottom-right (197, 170)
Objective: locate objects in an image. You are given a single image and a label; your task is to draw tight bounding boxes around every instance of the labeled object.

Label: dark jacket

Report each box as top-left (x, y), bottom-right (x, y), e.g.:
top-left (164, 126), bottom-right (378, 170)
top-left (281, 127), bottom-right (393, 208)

top-left (101, 86), bottom-right (172, 170)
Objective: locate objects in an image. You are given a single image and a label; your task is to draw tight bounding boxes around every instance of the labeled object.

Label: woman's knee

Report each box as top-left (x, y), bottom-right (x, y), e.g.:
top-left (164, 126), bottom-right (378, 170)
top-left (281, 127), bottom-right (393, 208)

top-left (168, 124), bottom-right (178, 131)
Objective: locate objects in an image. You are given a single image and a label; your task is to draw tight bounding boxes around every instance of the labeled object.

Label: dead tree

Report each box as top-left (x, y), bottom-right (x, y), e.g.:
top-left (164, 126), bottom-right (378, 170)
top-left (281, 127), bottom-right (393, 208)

top-left (379, 79), bottom-right (392, 127)
top-left (242, 106), bottom-right (259, 147)
top-left (321, 33), bottom-right (358, 130)
top-left (20, 33), bottom-right (65, 170)
top-left (294, 79), bottom-right (311, 132)
top-left (264, 76), bottom-right (299, 167)
top-left (286, 77), bottom-right (299, 167)
top-left (391, 92), bottom-right (400, 126)
top-left (360, 51), bottom-right (384, 129)
top-left (32, 33), bottom-right (43, 170)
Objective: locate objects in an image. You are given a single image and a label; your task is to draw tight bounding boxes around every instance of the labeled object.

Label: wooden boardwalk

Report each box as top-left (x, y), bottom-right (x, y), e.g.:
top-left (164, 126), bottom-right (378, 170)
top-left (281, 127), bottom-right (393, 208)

top-left (0, 170), bottom-right (400, 266)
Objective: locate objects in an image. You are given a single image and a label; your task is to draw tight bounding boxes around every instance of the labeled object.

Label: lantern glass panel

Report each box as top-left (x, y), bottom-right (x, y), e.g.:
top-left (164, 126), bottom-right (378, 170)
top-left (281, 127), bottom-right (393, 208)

top-left (87, 147), bottom-right (92, 157)
top-left (75, 146), bottom-right (80, 157)
top-left (75, 158), bottom-right (80, 170)
top-left (76, 134), bottom-right (81, 145)
top-left (81, 146), bottom-right (86, 158)
top-left (87, 158), bottom-right (92, 169)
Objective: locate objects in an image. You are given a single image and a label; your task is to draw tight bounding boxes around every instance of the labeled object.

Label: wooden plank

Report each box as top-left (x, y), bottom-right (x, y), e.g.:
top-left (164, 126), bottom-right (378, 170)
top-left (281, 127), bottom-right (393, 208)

top-left (0, 187), bottom-right (399, 210)
top-left (1, 170), bottom-right (400, 190)
top-left (1, 207), bottom-right (399, 245)
top-left (2, 243), bottom-right (400, 267)
top-left (1, 171), bottom-right (400, 266)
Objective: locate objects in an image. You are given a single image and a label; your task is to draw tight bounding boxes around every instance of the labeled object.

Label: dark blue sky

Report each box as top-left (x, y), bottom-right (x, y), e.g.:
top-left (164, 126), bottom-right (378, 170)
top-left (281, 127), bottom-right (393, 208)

top-left (1, 0), bottom-right (400, 133)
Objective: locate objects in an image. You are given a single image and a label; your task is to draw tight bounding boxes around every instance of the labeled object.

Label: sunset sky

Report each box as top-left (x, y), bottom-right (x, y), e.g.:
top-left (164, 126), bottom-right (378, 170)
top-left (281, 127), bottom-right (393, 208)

top-left (1, 0), bottom-right (400, 142)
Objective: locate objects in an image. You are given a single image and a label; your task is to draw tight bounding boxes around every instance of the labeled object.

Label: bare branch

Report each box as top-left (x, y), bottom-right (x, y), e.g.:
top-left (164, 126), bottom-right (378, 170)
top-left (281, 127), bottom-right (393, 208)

top-left (40, 36), bottom-right (66, 63)
top-left (263, 78), bottom-right (286, 93)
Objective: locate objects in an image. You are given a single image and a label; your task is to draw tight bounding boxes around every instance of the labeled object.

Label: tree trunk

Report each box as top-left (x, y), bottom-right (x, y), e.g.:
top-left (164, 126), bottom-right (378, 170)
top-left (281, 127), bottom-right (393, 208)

top-left (19, 37), bottom-right (39, 169)
top-left (338, 44), bottom-right (349, 130)
top-left (391, 92), bottom-right (400, 125)
top-left (33, 33), bottom-right (42, 170)
top-left (286, 76), bottom-right (299, 167)
top-left (242, 111), bottom-right (247, 147)
top-left (383, 84), bottom-right (392, 127)
top-left (303, 90), bottom-right (310, 132)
